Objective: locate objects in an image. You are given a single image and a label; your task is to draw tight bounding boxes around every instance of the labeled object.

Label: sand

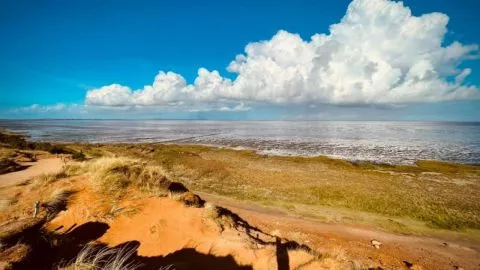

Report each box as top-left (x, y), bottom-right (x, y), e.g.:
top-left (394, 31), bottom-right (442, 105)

top-left (1, 155), bottom-right (479, 269)
top-left (197, 192), bottom-right (480, 269)
top-left (0, 157), bottom-right (63, 188)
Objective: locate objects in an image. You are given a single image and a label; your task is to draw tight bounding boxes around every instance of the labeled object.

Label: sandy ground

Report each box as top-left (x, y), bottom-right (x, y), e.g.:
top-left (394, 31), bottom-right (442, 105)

top-left (2, 157), bottom-right (479, 269)
top-left (196, 192), bottom-right (480, 269)
top-left (0, 157), bottom-right (63, 188)
top-left (42, 187), bottom-right (480, 269)
top-left (46, 188), bottom-right (344, 269)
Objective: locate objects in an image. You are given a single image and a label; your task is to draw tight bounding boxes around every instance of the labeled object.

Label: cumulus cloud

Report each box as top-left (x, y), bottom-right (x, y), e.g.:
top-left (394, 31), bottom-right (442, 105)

top-left (85, 0), bottom-right (479, 109)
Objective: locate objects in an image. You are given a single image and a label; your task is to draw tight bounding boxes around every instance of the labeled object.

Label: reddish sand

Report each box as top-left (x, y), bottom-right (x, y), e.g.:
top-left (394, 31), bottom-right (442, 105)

top-left (47, 188), bottom-right (342, 269)
top-left (2, 157), bottom-right (478, 269)
top-left (43, 184), bottom-right (480, 269)
top-left (197, 192), bottom-right (480, 270)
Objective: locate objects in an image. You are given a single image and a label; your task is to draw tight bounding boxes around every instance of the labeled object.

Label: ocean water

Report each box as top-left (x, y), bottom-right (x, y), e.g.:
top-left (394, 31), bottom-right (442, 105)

top-left (0, 120), bottom-right (479, 165)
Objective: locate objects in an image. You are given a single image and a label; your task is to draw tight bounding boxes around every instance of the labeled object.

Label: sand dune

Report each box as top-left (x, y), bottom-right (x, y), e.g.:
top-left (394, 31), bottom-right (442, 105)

top-left (1, 148), bottom-right (479, 269)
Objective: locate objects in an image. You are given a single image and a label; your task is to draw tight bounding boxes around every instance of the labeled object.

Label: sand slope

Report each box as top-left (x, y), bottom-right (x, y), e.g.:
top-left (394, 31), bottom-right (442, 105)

top-left (46, 188), bottom-right (342, 270)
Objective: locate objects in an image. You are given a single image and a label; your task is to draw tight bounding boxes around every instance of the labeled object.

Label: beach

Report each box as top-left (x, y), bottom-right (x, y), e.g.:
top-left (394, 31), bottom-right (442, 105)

top-left (1, 129), bottom-right (479, 269)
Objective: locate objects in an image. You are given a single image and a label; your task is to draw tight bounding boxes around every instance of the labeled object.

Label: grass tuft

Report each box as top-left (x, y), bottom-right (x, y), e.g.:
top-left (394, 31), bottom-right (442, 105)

top-left (58, 244), bottom-right (140, 270)
top-left (41, 188), bottom-right (74, 220)
top-left (86, 157), bottom-right (170, 197)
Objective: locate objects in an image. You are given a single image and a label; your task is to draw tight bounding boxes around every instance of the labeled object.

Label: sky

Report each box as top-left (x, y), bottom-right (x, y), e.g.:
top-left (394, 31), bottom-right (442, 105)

top-left (0, 0), bottom-right (479, 120)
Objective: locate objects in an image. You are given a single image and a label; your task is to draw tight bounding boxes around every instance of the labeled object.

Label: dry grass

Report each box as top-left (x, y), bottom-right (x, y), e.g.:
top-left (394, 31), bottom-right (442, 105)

top-left (30, 164), bottom-right (80, 188)
top-left (0, 147), bottom-right (16, 160)
top-left (71, 143), bottom-right (480, 232)
top-left (85, 157), bottom-right (170, 197)
top-left (42, 188), bottom-right (74, 220)
top-left (201, 202), bottom-right (237, 232)
top-left (58, 244), bottom-right (140, 270)
top-left (0, 199), bottom-right (17, 211)
top-left (203, 202), bottom-right (219, 220)
top-left (31, 172), bottom-right (67, 187)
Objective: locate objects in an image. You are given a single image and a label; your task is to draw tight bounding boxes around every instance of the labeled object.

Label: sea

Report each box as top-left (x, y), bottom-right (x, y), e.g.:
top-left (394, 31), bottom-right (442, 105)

top-left (0, 120), bottom-right (479, 165)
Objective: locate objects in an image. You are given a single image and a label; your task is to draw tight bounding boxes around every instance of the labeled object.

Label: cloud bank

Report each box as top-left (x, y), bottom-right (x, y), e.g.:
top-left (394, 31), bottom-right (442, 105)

top-left (85, 0), bottom-right (479, 109)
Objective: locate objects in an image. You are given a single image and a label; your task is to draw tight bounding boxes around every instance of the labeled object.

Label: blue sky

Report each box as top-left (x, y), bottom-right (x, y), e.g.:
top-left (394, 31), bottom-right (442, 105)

top-left (0, 0), bottom-right (479, 120)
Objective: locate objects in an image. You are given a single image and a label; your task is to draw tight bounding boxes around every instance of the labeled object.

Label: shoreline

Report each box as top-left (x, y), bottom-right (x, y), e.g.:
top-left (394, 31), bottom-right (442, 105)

top-left (1, 129), bottom-right (480, 269)
top-left (1, 119), bottom-right (479, 165)
top-left (73, 140), bottom-right (480, 168)
top-left (3, 128), bottom-right (480, 231)
top-left (8, 136), bottom-right (480, 167)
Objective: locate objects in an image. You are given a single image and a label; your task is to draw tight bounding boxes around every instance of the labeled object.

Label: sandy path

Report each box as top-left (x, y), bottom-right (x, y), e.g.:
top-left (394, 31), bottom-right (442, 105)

top-left (196, 191), bottom-right (480, 269)
top-left (0, 158), bottom-right (63, 188)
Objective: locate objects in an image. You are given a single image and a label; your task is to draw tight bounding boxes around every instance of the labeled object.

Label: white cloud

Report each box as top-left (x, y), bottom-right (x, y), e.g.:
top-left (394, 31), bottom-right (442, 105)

top-left (11, 103), bottom-right (71, 113)
top-left (85, 84), bottom-right (133, 106)
top-left (85, 0), bottom-right (479, 109)
top-left (218, 102), bottom-right (252, 112)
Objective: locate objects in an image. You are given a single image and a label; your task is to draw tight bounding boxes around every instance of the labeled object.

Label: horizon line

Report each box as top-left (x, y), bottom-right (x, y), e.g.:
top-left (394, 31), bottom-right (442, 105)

top-left (0, 118), bottom-right (479, 123)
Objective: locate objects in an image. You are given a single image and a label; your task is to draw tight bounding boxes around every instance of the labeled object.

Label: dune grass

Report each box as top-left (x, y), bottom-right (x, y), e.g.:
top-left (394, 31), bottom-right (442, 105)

top-left (71, 143), bottom-right (480, 232)
top-left (0, 147), bottom-right (16, 160)
top-left (31, 164), bottom-right (82, 188)
top-left (58, 244), bottom-right (140, 270)
top-left (85, 157), bottom-right (170, 197)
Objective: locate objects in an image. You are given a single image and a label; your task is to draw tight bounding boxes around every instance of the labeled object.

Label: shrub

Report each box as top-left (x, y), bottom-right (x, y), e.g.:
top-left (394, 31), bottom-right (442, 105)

top-left (0, 159), bottom-right (25, 174)
top-left (177, 191), bottom-right (204, 208)
top-left (29, 142), bottom-right (72, 155)
top-left (71, 151), bottom-right (86, 161)
top-left (49, 145), bottom-right (70, 154)
top-left (0, 130), bottom-right (27, 149)
top-left (0, 147), bottom-right (16, 160)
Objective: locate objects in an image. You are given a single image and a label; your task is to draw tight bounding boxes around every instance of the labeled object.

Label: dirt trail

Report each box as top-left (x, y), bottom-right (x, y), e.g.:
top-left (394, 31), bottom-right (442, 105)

top-left (0, 158), bottom-right (63, 188)
top-left (196, 191), bottom-right (480, 269)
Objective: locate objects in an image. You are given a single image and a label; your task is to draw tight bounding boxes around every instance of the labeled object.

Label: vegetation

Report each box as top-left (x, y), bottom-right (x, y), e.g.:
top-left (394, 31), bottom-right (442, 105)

top-left (31, 165), bottom-right (82, 188)
top-left (72, 143), bottom-right (480, 232)
top-left (0, 186), bottom-right (147, 270)
top-left (1, 136), bottom-right (475, 268)
top-left (0, 130), bottom-right (28, 149)
top-left (30, 142), bottom-right (86, 160)
top-left (2, 127), bottom-right (479, 232)
top-left (0, 130), bottom-right (86, 160)
top-left (71, 151), bottom-right (86, 161)
top-left (0, 147), bottom-right (16, 160)
top-left (58, 244), bottom-right (140, 270)
top-left (0, 159), bottom-right (25, 174)
top-left (85, 157), bottom-right (170, 197)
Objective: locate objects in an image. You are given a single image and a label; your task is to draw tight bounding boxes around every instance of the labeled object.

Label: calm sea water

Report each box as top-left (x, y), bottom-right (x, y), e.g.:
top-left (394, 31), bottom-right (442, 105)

top-left (1, 120), bottom-right (479, 165)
